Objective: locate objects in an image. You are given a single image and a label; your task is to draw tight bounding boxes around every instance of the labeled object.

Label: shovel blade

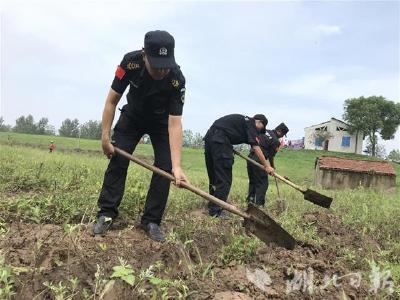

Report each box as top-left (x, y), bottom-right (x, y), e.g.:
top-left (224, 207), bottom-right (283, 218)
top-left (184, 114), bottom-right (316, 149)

top-left (243, 203), bottom-right (296, 250)
top-left (303, 189), bottom-right (333, 209)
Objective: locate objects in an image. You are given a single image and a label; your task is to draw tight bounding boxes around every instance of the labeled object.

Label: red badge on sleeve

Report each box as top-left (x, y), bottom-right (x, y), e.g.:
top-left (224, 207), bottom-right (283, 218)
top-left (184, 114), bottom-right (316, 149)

top-left (115, 66), bottom-right (126, 80)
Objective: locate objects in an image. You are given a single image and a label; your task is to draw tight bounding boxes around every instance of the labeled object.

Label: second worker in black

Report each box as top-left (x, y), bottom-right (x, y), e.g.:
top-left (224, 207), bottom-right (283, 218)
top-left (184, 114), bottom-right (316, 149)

top-left (204, 114), bottom-right (275, 217)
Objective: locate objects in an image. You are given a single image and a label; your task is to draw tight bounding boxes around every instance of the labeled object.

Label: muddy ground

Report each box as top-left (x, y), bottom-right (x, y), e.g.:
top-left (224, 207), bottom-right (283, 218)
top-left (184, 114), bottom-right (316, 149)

top-left (1, 209), bottom-right (393, 299)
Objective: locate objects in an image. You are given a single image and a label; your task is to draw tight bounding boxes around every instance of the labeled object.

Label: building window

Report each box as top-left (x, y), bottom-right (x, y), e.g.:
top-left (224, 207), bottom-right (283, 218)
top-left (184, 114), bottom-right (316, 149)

top-left (342, 136), bottom-right (350, 147)
top-left (315, 137), bottom-right (323, 147)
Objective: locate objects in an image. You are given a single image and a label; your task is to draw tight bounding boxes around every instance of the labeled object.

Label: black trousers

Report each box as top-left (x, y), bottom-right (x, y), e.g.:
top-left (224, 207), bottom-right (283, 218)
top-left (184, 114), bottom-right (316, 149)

top-left (204, 128), bottom-right (234, 216)
top-left (97, 109), bottom-right (172, 225)
top-left (246, 159), bottom-right (269, 206)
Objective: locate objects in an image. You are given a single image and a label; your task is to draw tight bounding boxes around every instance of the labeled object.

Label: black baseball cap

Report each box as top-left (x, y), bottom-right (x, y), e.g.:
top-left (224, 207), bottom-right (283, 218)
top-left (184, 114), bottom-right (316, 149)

top-left (144, 30), bottom-right (176, 69)
top-left (275, 123), bottom-right (289, 137)
top-left (253, 114), bottom-right (268, 127)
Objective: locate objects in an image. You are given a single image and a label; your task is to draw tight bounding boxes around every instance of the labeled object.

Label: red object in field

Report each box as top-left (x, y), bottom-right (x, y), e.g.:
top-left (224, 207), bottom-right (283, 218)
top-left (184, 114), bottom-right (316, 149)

top-left (49, 143), bottom-right (56, 152)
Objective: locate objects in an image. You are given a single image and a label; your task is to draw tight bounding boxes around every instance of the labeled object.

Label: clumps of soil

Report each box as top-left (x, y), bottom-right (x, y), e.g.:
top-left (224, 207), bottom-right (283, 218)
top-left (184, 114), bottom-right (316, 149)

top-left (0, 209), bottom-right (388, 299)
top-left (303, 211), bottom-right (379, 250)
top-left (1, 219), bottom-right (227, 299)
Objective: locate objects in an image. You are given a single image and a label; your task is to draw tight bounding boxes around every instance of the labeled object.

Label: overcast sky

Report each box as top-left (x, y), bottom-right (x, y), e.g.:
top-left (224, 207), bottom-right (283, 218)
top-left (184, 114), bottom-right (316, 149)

top-left (1, 0), bottom-right (399, 152)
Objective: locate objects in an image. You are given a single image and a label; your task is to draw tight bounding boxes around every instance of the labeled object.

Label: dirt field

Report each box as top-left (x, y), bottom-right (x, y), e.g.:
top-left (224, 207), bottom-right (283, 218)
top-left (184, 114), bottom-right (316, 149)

top-left (1, 208), bottom-right (392, 299)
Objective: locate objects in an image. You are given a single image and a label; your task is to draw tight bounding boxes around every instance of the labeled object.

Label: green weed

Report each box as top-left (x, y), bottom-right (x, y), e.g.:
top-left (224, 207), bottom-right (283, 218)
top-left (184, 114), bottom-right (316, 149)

top-left (220, 232), bottom-right (261, 265)
top-left (43, 277), bottom-right (79, 300)
top-left (110, 257), bottom-right (135, 286)
top-left (0, 253), bottom-right (15, 299)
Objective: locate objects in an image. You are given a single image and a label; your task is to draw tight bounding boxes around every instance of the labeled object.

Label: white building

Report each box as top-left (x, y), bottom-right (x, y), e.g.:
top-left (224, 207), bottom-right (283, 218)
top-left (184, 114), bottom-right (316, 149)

top-left (304, 118), bottom-right (364, 154)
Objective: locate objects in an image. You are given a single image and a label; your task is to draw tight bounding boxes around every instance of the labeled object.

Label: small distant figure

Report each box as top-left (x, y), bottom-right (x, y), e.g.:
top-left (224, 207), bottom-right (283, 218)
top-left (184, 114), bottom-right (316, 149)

top-left (49, 141), bottom-right (56, 153)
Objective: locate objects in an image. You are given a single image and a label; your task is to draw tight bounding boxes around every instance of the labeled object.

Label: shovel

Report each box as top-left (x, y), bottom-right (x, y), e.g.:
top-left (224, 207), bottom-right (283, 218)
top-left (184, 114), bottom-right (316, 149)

top-left (114, 147), bottom-right (296, 250)
top-left (233, 149), bottom-right (332, 209)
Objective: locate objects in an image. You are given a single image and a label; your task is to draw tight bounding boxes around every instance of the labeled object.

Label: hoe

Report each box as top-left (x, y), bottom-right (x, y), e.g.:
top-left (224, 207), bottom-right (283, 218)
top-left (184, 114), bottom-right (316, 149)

top-left (114, 147), bottom-right (296, 250)
top-left (233, 149), bottom-right (333, 209)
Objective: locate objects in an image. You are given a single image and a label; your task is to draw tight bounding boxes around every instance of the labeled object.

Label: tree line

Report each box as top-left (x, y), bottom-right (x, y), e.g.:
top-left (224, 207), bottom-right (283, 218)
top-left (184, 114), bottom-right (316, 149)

top-left (0, 115), bottom-right (206, 147)
top-left (0, 115), bottom-right (102, 140)
top-left (1, 95), bottom-right (399, 154)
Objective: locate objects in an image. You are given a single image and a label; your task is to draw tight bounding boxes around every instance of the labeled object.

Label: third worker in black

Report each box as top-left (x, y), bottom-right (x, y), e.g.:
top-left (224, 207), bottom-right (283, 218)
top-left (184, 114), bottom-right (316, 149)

top-left (247, 123), bottom-right (289, 206)
top-left (204, 114), bottom-right (275, 217)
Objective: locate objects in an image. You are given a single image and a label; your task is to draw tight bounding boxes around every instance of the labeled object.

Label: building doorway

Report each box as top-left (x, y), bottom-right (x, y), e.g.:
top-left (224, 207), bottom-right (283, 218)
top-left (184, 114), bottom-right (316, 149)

top-left (324, 140), bottom-right (329, 151)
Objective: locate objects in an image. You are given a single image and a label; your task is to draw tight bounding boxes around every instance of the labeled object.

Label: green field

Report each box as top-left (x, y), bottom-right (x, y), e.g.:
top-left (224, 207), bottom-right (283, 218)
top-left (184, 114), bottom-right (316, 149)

top-left (0, 132), bottom-right (399, 299)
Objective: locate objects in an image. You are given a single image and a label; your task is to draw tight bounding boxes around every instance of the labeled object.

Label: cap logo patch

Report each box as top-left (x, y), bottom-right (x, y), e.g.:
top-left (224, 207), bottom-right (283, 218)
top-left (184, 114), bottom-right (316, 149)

top-left (159, 47), bottom-right (168, 56)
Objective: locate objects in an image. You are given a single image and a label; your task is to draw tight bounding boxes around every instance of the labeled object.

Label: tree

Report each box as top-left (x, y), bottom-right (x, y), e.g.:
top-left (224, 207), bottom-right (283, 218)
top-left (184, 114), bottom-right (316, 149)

top-left (192, 132), bottom-right (204, 148)
top-left (182, 130), bottom-right (204, 148)
top-left (80, 120), bottom-right (102, 139)
top-left (44, 124), bottom-right (56, 135)
top-left (36, 117), bottom-right (49, 135)
top-left (388, 150), bottom-right (400, 162)
top-left (182, 129), bottom-right (194, 147)
top-left (59, 118), bottom-right (80, 137)
top-left (9, 115), bottom-right (55, 135)
top-left (0, 117), bottom-right (11, 132)
top-left (363, 138), bottom-right (386, 158)
top-left (13, 115), bottom-right (36, 133)
top-left (343, 96), bottom-right (400, 156)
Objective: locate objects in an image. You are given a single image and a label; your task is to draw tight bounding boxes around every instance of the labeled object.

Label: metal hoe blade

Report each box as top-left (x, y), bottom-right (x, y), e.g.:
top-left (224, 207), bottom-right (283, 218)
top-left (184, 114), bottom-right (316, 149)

top-left (243, 203), bottom-right (296, 250)
top-left (303, 189), bottom-right (333, 209)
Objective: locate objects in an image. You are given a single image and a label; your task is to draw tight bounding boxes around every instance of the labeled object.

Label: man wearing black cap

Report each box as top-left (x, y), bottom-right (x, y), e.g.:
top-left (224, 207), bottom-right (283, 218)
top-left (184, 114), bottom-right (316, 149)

top-left (93, 30), bottom-right (188, 242)
top-left (247, 123), bottom-right (289, 206)
top-left (204, 114), bottom-right (275, 217)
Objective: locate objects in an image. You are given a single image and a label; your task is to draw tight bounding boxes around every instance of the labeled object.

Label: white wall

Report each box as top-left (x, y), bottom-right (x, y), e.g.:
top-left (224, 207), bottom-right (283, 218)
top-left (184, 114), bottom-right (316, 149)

top-left (304, 126), bottom-right (323, 150)
top-left (304, 119), bottom-right (364, 154)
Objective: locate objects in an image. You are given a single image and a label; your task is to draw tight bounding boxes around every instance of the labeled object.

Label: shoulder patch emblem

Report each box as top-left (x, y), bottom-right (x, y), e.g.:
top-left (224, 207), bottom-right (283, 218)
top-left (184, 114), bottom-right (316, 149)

top-left (115, 66), bottom-right (126, 80)
top-left (171, 79), bottom-right (179, 88)
top-left (127, 62), bottom-right (140, 70)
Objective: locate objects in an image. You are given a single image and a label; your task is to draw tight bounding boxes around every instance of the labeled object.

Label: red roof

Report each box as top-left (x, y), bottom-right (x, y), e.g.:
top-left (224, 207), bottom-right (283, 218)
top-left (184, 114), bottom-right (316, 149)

top-left (316, 156), bottom-right (396, 176)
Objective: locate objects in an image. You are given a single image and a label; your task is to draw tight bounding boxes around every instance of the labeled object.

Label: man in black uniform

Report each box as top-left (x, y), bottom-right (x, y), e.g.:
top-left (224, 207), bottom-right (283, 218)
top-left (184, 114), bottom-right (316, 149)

top-left (204, 114), bottom-right (275, 217)
top-left (247, 123), bottom-right (289, 206)
top-left (93, 30), bottom-right (188, 242)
